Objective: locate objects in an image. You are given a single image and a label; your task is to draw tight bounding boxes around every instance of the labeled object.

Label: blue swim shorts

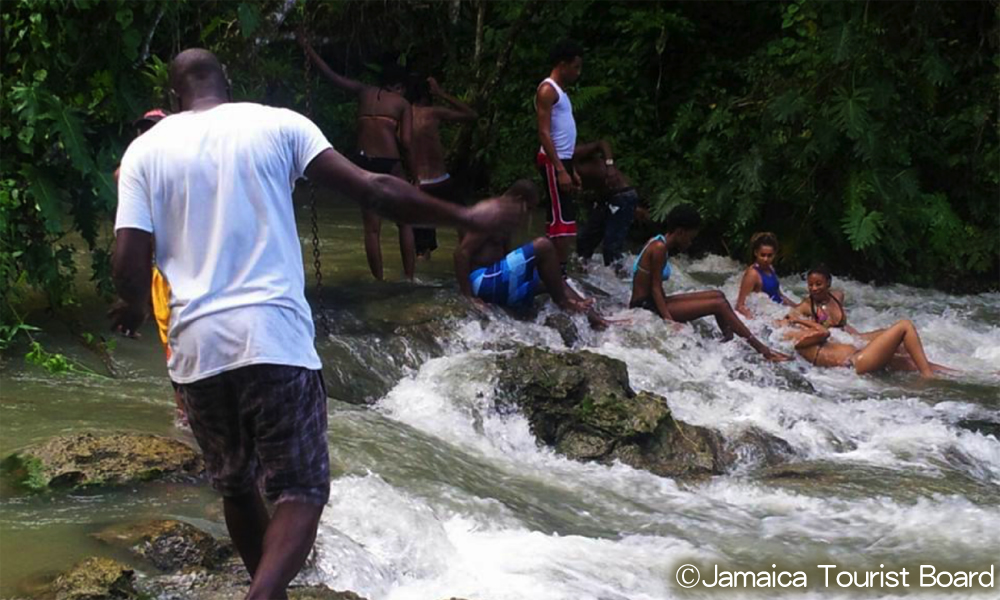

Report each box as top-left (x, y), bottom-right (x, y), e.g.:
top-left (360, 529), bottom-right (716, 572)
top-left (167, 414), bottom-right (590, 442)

top-left (470, 242), bottom-right (541, 307)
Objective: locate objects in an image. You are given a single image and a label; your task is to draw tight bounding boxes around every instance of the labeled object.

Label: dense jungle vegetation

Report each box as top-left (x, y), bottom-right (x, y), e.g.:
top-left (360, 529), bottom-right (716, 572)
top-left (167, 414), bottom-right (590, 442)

top-left (2, 0), bottom-right (997, 336)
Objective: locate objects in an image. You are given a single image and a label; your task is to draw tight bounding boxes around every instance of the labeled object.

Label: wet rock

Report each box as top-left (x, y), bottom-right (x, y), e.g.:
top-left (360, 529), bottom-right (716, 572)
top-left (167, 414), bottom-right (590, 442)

top-left (543, 313), bottom-right (580, 347)
top-left (957, 419), bottom-right (1000, 439)
top-left (495, 347), bottom-right (792, 478)
top-left (93, 520), bottom-right (231, 572)
top-left (1, 433), bottom-right (203, 492)
top-left (50, 557), bottom-right (138, 600)
top-left (136, 558), bottom-right (369, 600)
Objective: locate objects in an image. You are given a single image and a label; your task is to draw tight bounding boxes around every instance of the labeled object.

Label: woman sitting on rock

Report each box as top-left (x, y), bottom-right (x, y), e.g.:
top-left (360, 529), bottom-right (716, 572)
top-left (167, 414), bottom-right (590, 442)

top-left (628, 205), bottom-right (790, 362)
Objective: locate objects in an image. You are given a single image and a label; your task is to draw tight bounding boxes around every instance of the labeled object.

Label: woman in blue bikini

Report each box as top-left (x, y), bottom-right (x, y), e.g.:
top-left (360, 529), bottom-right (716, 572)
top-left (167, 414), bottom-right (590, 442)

top-left (735, 232), bottom-right (796, 317)
top-left (628, 205), bottom-right (790, 362)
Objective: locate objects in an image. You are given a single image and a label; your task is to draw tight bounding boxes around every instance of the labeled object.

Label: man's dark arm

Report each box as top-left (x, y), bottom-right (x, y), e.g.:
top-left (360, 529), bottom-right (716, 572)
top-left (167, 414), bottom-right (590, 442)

top-left (304, 148), bottom-right (520, 232)
top-left (573, 139), bottom-right (613, 161)
top-left (110, 228), bottom-right (153, 336)
top-left (429, 77), bottom-right (478, 122)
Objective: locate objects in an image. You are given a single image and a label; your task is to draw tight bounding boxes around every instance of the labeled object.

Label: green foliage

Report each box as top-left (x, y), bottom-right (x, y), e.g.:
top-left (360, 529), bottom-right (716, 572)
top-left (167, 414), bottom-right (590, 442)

top-left (0, 0), bottom-right (996, 331)
top-left (25, 341), bottom-right (105, 378)
top-left (0, 453), bottom-right (49, 492)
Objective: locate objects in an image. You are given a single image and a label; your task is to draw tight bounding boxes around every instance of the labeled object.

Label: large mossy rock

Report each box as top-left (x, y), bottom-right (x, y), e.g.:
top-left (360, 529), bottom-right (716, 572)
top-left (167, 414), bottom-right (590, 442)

top-left (1, 433), bottom-right (203, 491)
top-left (495, 347), bottom-right (792, 477)
top-left (93, 520), bottom-right (231, 572)
top-left (51, 557), bottom-right (138, 600)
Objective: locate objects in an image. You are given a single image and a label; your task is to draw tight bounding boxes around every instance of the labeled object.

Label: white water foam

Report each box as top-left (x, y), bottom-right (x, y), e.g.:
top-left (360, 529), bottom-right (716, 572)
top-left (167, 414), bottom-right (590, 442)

top-left (313, 254), bottom-right (999, 599)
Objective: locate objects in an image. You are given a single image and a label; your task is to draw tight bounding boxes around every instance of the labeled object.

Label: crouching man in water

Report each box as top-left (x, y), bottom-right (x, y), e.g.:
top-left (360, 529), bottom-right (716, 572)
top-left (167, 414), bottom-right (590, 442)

top-left (110, 49), bottom-right (521, 600)
top-left (454, 180), bottom-right (606, 327)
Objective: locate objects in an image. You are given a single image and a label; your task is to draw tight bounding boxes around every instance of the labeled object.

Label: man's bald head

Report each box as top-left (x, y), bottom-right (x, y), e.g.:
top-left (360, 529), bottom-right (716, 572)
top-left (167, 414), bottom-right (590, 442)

top-left (169, 48), bottom-right (230, 108)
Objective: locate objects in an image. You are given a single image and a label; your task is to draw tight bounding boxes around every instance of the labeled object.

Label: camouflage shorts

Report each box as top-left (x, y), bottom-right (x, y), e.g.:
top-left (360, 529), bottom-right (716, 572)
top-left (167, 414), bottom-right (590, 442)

top-left (177, 364), bottom-right (330, 506)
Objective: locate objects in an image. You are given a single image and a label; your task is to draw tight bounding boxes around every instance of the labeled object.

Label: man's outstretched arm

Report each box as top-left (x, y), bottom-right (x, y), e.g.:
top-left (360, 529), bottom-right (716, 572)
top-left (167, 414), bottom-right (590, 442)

top-left (429, 77), bottom-right (478, 122)
top-left (297, 31), bottom-right (365, 95)
top-left (304, 148), bottom-right (520, 233)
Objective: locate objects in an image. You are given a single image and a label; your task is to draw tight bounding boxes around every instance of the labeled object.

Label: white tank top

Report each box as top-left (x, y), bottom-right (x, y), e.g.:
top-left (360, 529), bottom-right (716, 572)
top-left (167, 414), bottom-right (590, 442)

top-left (538, 77), bottom-right (577, 160)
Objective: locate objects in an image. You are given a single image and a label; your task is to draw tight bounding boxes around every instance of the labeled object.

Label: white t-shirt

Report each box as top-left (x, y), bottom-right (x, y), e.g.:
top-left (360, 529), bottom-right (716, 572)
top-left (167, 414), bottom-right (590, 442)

top-left (115, 102), bottom-right (332, 384)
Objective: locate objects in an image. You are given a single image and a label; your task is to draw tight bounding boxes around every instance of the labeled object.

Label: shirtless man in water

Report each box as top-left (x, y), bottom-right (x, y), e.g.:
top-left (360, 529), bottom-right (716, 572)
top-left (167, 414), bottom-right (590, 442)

top-left (454, 180), bottom-right (604, 326)
top-left (410, 76), bottom-right (478, 258)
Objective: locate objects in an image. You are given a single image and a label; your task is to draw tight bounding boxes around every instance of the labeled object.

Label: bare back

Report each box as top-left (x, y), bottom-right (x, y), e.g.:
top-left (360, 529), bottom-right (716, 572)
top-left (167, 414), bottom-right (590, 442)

top-left (356, 87), bottom-right (410, 159)
top-left (411, 106), bottom-right (446, 181)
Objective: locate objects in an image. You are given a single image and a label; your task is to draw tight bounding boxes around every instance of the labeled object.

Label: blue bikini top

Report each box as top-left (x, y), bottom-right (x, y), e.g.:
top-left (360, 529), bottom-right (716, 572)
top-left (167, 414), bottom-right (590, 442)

top-left (632, 235), bottom-right (672, 282)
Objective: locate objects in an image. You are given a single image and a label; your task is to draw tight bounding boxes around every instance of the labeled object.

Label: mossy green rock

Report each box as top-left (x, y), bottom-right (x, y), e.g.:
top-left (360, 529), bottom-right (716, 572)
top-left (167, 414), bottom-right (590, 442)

top-left (1, 432), bottom-right (203, 491)
top-left (51, 557), bottom-right (138, 600)
top-left (496, 347), bottom-right (792, 477)
top-left (93, 520), bottom-right (231, 572)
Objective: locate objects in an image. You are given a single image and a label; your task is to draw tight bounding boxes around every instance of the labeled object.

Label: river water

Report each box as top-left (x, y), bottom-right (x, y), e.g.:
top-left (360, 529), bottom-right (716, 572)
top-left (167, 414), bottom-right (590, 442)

top-left (1, 202), bottom-right (998, 599)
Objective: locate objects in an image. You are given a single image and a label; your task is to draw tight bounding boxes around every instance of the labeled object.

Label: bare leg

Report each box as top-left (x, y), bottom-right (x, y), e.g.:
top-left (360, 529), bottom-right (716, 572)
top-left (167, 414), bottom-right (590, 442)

top-left (852, 320), bottom-right (935, 378)
top-left (244, 501), bottom-right (325, 600)
top-left (398, 223), bottom-right (415, 280)
top-left (532, 238), bottom-right (575, 309)
top-left (173, 388), bottom-right (188, 427)
top-left (551, 236), bottom-right (575, 272)
top-left (662, 290), bottom-right (789, 361)
top-left (223, 490), bottom-right (271, 578)
top-left (362, 209), bottom-right (383, 281)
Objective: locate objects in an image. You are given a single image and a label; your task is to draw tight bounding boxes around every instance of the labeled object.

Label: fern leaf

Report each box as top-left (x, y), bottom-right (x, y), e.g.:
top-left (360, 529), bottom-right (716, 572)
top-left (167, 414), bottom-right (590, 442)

top-left (769, 90), bottom-right (806, 124)
top-left (49, 102), bottom-right (96, 175)
top-left (23, 166), bottom-right (65, 234)
top-left (831, 86), bottom-right (872, 140)
top-left (841, 200), bottom-right (883, 250)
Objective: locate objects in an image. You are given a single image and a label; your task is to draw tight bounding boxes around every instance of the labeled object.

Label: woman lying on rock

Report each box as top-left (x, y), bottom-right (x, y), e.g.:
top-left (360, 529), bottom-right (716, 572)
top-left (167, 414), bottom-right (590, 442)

top-left (784, 265), bottom-right (956, 376)
top-left (782, 316), bottom-right (954, 378)
top-left (628, 204), bottom-right (790, 362)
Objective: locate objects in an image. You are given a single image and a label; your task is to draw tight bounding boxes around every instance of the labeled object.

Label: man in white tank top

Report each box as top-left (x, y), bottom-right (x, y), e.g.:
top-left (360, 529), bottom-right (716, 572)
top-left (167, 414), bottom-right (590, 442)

top-left (535, 39), bottom-right (584, 272)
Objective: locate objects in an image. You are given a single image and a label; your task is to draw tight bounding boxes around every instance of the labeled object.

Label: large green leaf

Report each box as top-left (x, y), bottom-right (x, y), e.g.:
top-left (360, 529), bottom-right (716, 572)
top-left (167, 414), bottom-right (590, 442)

top-left (22, 166), bottom-right (65, 234)
top-left (830, 86), bottom-right (872, 140)
top-left (48, 102), bottom-right (95, 175)
top-left (841, 200), bottom-right (883, 251)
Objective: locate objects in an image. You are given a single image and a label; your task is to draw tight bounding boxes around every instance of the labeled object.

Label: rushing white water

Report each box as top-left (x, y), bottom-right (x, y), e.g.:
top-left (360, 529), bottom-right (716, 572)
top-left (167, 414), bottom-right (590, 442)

top-left (307, 254), bottom-right (1000, 600)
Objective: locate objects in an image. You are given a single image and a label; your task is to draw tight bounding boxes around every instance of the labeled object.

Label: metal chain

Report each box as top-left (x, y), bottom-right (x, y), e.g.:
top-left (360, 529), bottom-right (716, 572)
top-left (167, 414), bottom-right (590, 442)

top-left (304, 26), bottom-right (330, 335)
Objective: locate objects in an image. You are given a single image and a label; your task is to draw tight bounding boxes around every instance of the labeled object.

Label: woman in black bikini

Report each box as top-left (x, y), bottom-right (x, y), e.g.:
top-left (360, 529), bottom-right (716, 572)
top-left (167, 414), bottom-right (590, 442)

top-left (299, 31), bottom-right (416, 281)
top-left (628, 205), bottom-right (790, 362)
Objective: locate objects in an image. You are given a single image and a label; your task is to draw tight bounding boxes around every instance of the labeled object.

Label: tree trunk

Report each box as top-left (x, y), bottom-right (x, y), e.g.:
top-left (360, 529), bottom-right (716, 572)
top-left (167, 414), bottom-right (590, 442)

top-left (450, 0), bottom-right (541, 184)
top-left (473, 0), bottom-right (487, 81)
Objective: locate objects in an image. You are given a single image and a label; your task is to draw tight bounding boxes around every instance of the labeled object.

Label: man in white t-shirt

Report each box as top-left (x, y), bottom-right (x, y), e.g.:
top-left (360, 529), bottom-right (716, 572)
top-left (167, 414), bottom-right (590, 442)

top-left (110, 48), bottom-right (519, 600)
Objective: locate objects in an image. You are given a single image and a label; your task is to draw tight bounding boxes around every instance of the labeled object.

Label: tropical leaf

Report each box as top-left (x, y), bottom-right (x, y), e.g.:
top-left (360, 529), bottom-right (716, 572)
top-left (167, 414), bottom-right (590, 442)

top-left (829, 85), bottom-right (872, 140)
top-left (921, 51), bottom-right (952, 87)
top-left (841, 203), bottom-right (884, 251)
top-left (22, 166), bottom-right (65, 234)
top-left (48, 102), bottom-right (95, 175)
top-left (769, 90), bottom-right (806, 124)
top-left (826, 21), bottom-right (853, 64)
